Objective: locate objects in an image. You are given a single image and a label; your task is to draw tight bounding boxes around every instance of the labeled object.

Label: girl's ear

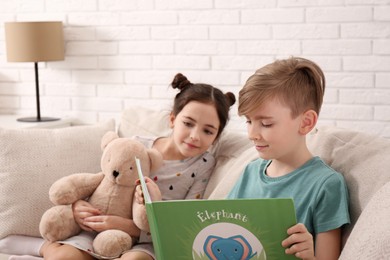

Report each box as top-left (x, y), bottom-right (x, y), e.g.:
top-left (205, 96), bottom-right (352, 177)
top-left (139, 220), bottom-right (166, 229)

top-left (299, 110), bottom-right (317, 135)
top-left (169, 112), bottom-right (176, 129)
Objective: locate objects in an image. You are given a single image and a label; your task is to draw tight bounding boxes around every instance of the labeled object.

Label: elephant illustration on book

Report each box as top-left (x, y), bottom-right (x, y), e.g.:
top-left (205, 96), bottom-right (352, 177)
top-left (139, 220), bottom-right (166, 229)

top-left (203, 235), bottom-right (257, 260)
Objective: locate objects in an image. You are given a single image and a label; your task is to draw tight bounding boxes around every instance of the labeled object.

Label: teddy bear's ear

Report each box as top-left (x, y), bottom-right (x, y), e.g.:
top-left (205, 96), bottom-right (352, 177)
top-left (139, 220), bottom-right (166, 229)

top-left (101, 131), bottom-right (119, 150)
top-left (147, 148), bottom-right (163, 173)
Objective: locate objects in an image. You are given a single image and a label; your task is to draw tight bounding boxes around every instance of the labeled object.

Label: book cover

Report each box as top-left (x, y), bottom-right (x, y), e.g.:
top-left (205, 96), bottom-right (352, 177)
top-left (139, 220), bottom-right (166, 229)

top-left (135, 158), bottom-right (298, 260)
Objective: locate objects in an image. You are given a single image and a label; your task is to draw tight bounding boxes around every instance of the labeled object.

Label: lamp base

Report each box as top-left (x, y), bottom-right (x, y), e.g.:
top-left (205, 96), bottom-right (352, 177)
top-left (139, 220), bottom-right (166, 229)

top-left (17, 117), bottom-right (60, 122)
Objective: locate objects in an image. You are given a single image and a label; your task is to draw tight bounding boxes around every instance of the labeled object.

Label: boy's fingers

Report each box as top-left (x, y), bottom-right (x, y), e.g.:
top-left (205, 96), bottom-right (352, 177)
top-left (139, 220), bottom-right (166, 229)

top-left (287, 223), bottom-right (307, 235)
top-left (282, 223), bottom-right (312, 248)
top-left (284, 238), bottom-right (311, 253)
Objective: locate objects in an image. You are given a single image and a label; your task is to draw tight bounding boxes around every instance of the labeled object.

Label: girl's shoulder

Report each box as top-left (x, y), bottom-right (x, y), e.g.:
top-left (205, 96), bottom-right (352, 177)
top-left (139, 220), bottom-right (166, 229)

top-left (203, 151), bottom-right (215, 160)
top-left (181, 151), bottom-right (215, 167)
top-left (200, 151), bottom-right (215, 164)
top-left (183, 151), bottom-right (216, 172)
top-left (132, 135), bottom-right (159, 149)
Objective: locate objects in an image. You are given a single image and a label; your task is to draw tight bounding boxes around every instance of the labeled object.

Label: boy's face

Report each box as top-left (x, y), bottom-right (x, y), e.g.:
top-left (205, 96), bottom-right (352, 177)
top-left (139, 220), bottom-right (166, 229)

top-left (169, 101), bottom-right (220, 159)
top-left (245, 97), bottom-right (305, 162)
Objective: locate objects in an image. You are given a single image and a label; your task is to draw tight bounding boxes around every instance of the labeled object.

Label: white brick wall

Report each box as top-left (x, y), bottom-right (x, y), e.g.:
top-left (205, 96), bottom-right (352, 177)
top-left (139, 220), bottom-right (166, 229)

top-left (0, 0), bottom-right (389, 137)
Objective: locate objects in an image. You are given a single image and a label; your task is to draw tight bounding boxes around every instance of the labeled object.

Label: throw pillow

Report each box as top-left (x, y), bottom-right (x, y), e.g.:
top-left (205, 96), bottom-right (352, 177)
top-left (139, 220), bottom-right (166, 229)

top-left (306, 126), bottom-right (390, 245)
top-left (0, 120), bottom-right (115, 239)
top-left (339, 182), bottom-right (390, 259)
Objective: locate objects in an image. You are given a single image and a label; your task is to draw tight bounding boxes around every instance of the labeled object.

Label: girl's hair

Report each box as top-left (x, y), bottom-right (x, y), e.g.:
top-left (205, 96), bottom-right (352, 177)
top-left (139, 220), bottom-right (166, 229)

top-left (238, 57), bottom-right (325, 118)
top-left (171, 73), bottom-right (236, 139)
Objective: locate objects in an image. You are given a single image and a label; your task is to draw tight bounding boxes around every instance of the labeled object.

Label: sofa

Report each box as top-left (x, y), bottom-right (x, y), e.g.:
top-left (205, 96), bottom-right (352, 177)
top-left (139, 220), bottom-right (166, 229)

top-left (1, 106), bottom-right (389, 260)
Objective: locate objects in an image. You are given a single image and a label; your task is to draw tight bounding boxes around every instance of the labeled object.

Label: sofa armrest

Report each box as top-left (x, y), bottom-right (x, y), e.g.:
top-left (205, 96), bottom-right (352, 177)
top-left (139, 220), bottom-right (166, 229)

top-left (340, 181), bottom-right (390, 260)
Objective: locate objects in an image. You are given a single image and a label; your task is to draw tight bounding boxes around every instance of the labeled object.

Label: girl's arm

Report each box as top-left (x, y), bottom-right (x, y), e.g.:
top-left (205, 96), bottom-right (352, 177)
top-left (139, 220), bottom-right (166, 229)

top-left (282, 223), bottom-right (341, 260)
top-left (72, 199), bottom-right (100, 232)
top-left (82, 215), bottom-right (141, 238)
top-left (79, 177), bottom-right (162, 237)
top-left (72, 199), bottom-right (141, 237)
top-left (135, 176), bottom-right (162, 203)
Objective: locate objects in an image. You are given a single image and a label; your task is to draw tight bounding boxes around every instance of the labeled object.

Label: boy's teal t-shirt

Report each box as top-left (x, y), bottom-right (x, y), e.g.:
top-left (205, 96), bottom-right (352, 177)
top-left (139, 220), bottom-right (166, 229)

top-left (227, 156), bottom-right (350, 235)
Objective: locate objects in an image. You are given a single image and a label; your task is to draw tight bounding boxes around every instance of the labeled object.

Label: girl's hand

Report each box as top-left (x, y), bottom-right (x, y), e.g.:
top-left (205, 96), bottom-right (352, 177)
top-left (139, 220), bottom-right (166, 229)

top-left (82, 215), bottom-right (125, 233)
top-left (282, 223), bottom-right (315, 260)
top-left (135, 176), bottom-right (162, 204)
top-left (72, 200), bottom-right (101, 232)
top-left (82, 215), bottom-right (141, 237)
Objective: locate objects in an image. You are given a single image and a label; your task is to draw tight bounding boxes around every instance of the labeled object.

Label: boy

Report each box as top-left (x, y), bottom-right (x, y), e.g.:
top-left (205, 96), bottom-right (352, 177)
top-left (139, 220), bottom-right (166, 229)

top-left (227, 57), bottom-right (350, 260)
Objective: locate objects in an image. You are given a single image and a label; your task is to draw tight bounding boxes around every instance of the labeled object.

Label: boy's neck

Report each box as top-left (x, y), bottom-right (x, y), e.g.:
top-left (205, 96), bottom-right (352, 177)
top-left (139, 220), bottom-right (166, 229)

top-left (266, 147), bottom-right (313, 178)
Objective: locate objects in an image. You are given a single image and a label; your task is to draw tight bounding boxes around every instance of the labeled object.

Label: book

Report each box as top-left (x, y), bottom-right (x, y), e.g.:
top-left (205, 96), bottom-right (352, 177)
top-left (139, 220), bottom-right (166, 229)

top-left (135, 158), bottom-right (298, 260)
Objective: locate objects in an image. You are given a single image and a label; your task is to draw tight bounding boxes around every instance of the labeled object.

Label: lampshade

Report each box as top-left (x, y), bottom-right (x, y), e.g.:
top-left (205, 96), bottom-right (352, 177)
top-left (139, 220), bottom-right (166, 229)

top-left (5, 21), bottom-right (64, 62)
top-left (4, 21), bottom-right (65, 123)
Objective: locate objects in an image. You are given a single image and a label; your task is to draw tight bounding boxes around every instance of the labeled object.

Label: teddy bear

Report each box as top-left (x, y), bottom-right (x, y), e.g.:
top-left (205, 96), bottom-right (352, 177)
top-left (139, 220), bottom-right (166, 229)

top-left (39, 131), bottom-right (163, 258)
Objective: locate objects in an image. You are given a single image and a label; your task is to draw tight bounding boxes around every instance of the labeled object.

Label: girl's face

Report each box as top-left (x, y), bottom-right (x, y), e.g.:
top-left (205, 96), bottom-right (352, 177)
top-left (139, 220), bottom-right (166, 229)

top-left (170, 101), bottom-right (220, 159)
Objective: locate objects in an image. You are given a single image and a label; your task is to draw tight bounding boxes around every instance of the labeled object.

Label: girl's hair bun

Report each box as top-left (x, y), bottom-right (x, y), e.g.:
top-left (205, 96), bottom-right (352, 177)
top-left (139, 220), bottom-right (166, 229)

top-left (171, 73), bottom-right (192, 90)
top-left (225, 92), bottom-right (236, 107)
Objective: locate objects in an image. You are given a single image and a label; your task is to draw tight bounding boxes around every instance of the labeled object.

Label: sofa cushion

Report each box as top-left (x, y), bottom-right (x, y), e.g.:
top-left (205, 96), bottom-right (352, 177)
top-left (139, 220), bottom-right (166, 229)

top-left (0, 120), bottom-right (115, 239)
top-left (339, 181), bottom-right (390, 260)
top-left (118, 107), bottom-right (171, 138)
top-left (204, 130), bottom-right (256, 198)
top-left (306, 126), bottom-right (390, 244)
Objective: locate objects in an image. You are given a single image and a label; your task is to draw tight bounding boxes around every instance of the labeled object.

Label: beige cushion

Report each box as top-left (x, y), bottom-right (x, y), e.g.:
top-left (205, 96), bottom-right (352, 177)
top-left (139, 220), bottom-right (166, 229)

top-left (0, 120), bottom-right (115, 239)
top-left (118, 107), bottom-right (171, 138)
top-left (306, 126), bottom-right (390, 245)
top-left (205, 131), bottom-right (255, 199)
top-left (339, 181), bottom-right (390, 260)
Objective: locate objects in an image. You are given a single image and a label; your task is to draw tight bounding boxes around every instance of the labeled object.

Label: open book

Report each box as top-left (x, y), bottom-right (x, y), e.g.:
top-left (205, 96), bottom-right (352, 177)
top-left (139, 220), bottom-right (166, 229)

top-left (135, 158), bottom-right (298, 260)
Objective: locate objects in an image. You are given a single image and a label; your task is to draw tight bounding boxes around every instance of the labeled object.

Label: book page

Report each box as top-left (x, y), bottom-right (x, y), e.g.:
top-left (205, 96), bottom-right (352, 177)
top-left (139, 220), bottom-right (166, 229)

top-left (135, 157), bottom-right (151, 204)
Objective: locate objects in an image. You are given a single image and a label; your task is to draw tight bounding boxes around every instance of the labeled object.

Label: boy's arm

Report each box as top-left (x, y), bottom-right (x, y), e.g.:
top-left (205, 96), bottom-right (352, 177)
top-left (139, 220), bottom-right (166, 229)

top-left (314, 228), bottom-right (341, 260)
top-left (282, 223), bottom-right (342, 260)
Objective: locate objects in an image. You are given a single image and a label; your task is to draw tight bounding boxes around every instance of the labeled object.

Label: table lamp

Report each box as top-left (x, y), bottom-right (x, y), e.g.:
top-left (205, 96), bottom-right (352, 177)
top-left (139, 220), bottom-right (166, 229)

top-left (5, 21), bottom-right (65, 122)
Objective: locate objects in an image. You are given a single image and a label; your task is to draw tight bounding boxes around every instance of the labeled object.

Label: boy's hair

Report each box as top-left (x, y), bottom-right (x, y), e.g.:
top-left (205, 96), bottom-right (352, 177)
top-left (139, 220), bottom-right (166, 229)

top-left (171, 73), bottom-right (236, 138)
top-left (238, 57), bottom-right (325, 118)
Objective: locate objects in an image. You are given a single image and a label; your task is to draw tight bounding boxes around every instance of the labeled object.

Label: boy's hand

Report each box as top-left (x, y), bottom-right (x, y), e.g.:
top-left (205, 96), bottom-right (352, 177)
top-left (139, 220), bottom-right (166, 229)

top-left (282, 223), bottom-right (315, 260)
top-left (135, 176), bottom-right (162, 204)
top-left (72, 200), bottom-right (101, 232)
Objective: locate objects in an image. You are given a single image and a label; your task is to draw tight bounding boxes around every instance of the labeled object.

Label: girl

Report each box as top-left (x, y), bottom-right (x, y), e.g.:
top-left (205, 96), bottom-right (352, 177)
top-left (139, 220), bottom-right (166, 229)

top-left (39, 73), bottom-right (236, 260)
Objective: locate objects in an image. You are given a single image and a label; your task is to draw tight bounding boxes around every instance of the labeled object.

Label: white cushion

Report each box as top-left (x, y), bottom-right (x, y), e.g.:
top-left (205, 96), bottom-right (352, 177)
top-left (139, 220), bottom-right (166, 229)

top-left (339, 181), bottom-right (390, 260)
top-left (306, 126), bottom-right (390, 245)
top-left (0, 120), bottom-right (115, 239)
top-left (118, 107), bottom-right (171, 138)
top-left (205, 130), bottom-right (255, 199)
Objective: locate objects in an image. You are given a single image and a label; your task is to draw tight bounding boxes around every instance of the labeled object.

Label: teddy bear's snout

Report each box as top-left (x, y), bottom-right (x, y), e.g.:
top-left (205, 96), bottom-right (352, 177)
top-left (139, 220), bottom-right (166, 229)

top-left (113, 170), bottom-right (119, 178)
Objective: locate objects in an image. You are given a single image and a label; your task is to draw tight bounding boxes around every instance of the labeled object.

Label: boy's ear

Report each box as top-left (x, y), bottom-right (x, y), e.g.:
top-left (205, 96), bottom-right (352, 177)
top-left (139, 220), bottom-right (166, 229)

top-left (169, 112), bottom-right (175, 129)
top-left (299, 110), bottom-right (317, 135)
